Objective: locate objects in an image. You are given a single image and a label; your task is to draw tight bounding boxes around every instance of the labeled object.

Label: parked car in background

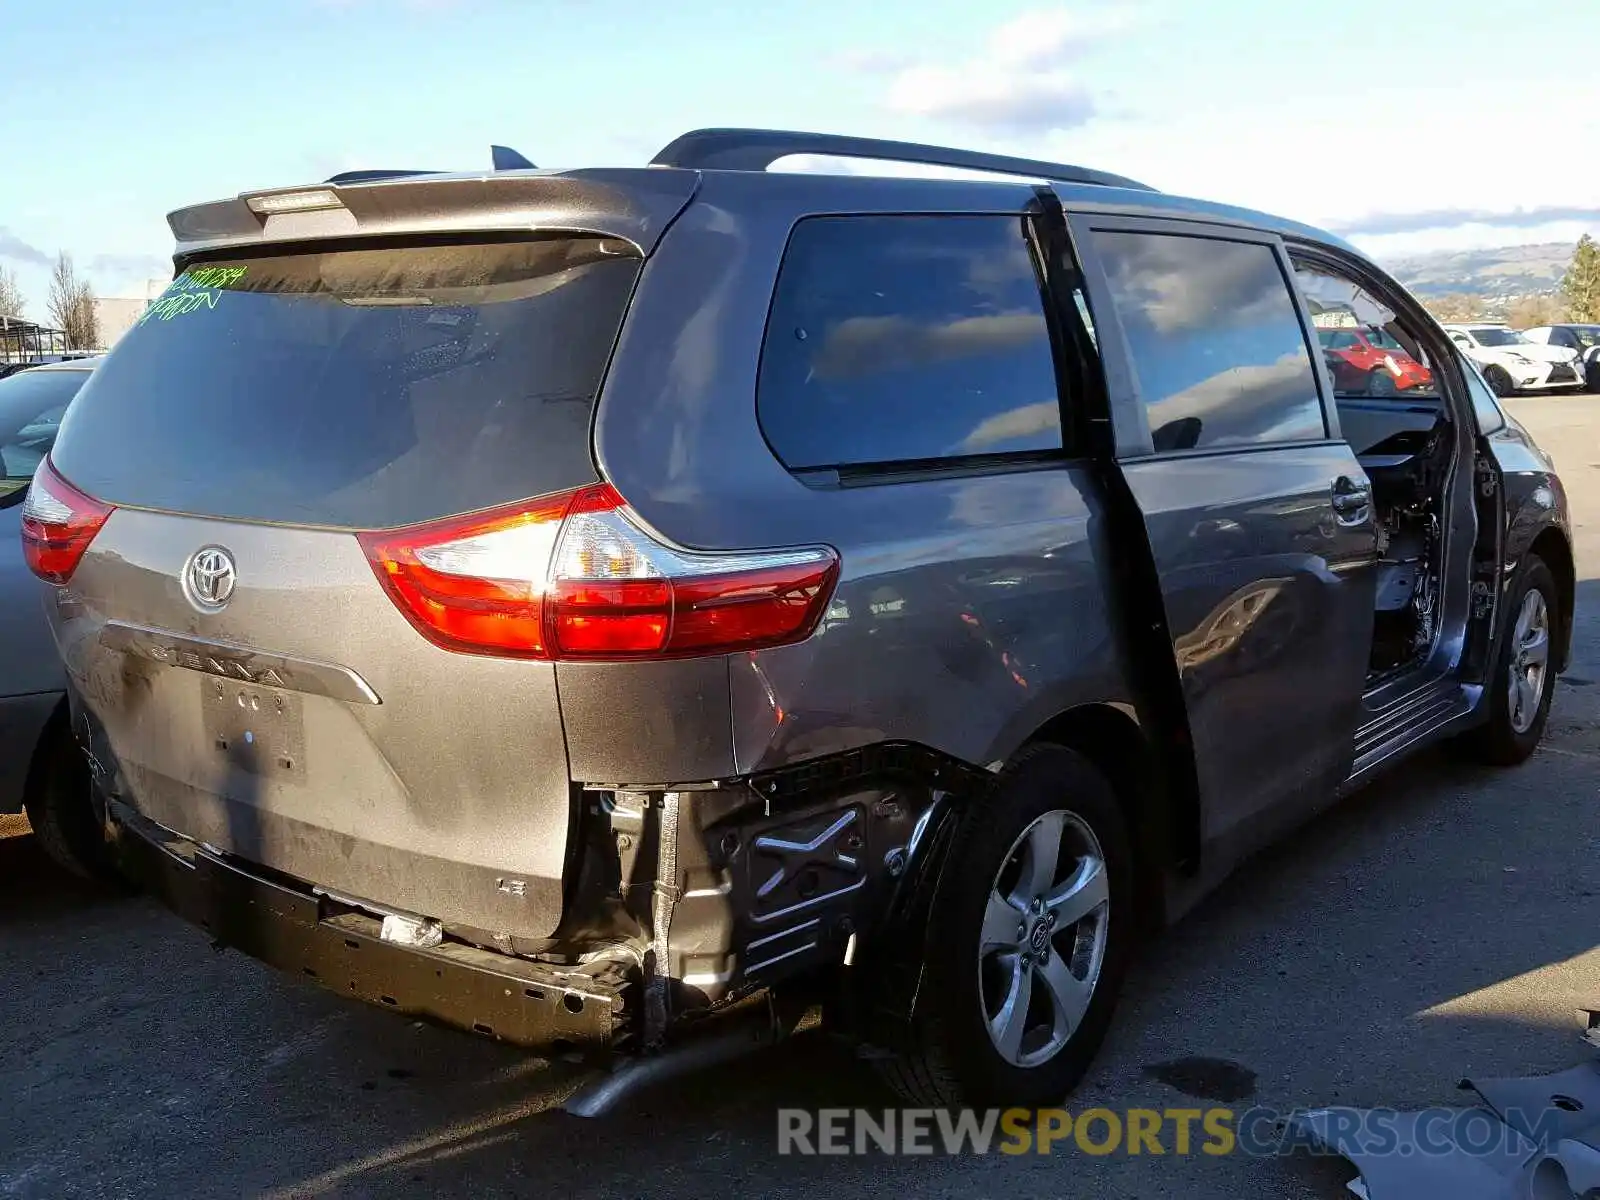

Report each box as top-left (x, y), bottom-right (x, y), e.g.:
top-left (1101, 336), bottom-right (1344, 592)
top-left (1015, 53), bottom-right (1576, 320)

top-left (30, 131), bottom-right (1576, 1109)
top-left (1521, 324), bottom-right (1600, 390)
top-left (1443, 323), bottom-right (1584, 395)
top-left (2, 358), bottom-right (109, 876)
top-left (1315, 324), bottom-right (1434, 395)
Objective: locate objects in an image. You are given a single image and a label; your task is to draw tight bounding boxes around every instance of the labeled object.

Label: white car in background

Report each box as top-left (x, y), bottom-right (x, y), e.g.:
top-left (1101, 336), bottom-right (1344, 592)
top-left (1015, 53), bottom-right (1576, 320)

top-left (1442, 324), bottom-right (1584, 396)
top-left (1521, 324), bottom-right (1600, 390)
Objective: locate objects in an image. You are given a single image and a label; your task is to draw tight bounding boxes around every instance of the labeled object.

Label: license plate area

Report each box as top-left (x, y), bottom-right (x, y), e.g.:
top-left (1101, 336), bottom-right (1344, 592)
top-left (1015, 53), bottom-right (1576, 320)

top-left (201, 678), bottom-right (306, 783)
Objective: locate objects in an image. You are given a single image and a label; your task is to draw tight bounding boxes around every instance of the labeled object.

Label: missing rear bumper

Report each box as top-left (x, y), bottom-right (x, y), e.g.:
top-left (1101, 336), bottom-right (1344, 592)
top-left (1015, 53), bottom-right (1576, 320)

top-left (107, 801), bottom-right (631, 1054)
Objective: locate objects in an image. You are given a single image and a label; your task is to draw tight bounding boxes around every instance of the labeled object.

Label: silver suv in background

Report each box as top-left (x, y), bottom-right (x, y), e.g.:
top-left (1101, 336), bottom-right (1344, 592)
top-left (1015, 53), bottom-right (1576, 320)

top-left (2, 359), bottom-right (106, 875)
top-left (28, 131), bottom-right (1574, 1108)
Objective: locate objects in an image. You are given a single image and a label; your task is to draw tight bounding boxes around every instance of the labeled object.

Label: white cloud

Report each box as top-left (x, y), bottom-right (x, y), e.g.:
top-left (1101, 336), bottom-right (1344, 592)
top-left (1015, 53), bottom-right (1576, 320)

top-left (813, 309), bottom-right (1048, 380)
top-left (1147, 350), bottom-right (1316, 447)
top-left (877, 7), bottom-right (1137, 135)
top-left (1329, 205), bottom-right (1600, 239)
top-left (1041, 80), bottom-right (1600, 255)
top-left (1098, 231), bottom-right (1288, 336)
top-left (959, 400), bottom-right (1062, 451)
top-left (0, 228), bottom-right (50, 268)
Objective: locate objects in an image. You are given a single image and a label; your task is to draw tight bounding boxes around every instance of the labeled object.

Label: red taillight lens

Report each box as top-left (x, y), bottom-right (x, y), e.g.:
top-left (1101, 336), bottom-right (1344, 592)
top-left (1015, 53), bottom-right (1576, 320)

top-left (359, 483), bottom-right (840, 661)
top-left (20, 458), bottom-right (114, 584)
top-left (358, 492), bottom-right (575, 659)
top-left (663, 562), bottom-right (841, 655)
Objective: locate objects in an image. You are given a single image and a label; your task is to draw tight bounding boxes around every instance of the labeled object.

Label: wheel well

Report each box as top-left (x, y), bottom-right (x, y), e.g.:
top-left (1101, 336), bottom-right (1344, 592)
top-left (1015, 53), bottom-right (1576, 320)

top-left (19, 700), bottom-right (72, 814)
top-left (1023, 703), bottom-right (1188, 933)
top-left (1530, 527), bottom-right (1575, 672)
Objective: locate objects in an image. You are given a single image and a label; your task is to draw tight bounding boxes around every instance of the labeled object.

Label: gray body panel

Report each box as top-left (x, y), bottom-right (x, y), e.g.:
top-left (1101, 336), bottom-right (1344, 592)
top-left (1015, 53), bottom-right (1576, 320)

top-left (1489, 411), bottom-right (1575, 669)
top-left (1114, 448), bottom-right (1377, 838)
top-left (723, 467), bottom-right (1130, 775)
top-left (57, 510), bottom-right (574, 937)
top-left (589, 172), bottom-right (1135, 777)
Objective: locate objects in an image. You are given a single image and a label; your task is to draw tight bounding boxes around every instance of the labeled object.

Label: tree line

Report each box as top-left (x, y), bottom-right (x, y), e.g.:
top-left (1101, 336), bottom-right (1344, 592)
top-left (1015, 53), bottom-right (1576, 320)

top-left (0, 253), bottom-right (101, 349)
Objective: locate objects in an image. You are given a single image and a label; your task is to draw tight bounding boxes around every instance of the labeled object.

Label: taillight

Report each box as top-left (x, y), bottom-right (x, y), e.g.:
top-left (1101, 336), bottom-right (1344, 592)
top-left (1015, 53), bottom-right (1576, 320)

top-left (358, 483), bottom-right (839, 661)
top-left (20, 458), bottom-right (114, 584)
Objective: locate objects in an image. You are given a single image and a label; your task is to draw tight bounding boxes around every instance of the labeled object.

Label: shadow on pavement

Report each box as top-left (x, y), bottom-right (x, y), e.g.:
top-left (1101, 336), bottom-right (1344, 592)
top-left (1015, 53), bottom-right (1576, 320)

top-left (253, 1032), bottom-right (914, 1200)
top-left (0, 814), bottom-right (119, 925)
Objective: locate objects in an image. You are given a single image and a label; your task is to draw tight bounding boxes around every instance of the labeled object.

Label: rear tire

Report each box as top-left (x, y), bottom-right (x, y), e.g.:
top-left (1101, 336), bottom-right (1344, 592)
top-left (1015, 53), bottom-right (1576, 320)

top-left (23, 719), bottom-right (116, 882)
top-left (876, 744), bottom-right (1135, 1107)
top-left (1460, 557), bottom-right (1558, 766)
top-left (1483, 364), bottom-right (1515, 397)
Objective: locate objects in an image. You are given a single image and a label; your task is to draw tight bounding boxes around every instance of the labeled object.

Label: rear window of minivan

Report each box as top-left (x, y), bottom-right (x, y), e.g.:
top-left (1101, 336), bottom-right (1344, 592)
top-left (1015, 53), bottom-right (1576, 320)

top-left (51, 237), bottom-right (639, 529)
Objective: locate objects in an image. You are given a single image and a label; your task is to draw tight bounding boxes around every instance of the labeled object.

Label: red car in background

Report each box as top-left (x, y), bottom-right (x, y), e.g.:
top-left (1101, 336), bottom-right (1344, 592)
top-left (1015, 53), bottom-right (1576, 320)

top-left (1316, 325), bottom-right (1434, 395)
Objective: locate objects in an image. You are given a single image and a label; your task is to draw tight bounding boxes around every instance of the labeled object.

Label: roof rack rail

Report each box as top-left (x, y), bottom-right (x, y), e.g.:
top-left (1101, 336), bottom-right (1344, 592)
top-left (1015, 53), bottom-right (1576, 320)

top-left (649, 128), bottom-right (1155, 192)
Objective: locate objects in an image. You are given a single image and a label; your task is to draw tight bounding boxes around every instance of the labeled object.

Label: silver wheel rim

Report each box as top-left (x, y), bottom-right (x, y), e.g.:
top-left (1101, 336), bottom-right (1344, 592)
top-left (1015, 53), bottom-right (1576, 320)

top-left (1508, 589), bottom-right (1550, 734)
top-left (977, 809), bottom-right (1109, 1069)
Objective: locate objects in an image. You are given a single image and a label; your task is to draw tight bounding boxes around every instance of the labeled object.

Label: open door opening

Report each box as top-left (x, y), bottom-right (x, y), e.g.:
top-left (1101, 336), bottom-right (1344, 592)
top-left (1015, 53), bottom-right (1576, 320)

top-left (1293, 260), bottom-right (1458, 683)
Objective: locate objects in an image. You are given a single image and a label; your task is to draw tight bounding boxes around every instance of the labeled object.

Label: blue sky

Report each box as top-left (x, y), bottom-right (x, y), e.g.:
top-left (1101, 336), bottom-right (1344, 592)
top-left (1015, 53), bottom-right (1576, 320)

top-left (3, 0), bottom-right (1597, 320)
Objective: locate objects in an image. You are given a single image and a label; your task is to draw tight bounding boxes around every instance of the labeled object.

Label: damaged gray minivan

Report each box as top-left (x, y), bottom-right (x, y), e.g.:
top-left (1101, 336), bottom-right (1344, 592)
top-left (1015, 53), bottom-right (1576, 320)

top-left (27, 130), bottom-right (1574, 1108)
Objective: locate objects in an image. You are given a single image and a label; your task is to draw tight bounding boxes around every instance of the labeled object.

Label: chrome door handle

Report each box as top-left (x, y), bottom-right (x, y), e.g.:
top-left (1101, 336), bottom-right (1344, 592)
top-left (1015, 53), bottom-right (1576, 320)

top-left (1331, 476), bottom-right (1370, 524)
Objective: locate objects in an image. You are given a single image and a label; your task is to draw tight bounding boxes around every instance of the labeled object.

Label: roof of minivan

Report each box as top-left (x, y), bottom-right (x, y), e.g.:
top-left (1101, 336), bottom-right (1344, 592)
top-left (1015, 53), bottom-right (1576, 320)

top-left (168, 163), bottom-right (1369, 269)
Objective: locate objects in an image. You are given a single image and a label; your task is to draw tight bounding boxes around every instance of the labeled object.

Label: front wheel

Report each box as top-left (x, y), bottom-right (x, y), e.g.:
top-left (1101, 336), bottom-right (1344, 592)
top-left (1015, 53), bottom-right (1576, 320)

top-left (1483, 364), bottom-right (1515, 397)
top-left (1365, 367), bottom-right (1399, 397)
top-left (877, 745), bottom-right (1135, 1107)
top-left (1462, 557), bottom-right (1558, 765)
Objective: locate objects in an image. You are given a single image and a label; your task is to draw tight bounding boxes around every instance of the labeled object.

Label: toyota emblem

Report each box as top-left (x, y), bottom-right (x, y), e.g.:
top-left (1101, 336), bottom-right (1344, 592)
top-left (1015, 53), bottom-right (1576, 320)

top-left (184, 546), bottom-right (238, 611)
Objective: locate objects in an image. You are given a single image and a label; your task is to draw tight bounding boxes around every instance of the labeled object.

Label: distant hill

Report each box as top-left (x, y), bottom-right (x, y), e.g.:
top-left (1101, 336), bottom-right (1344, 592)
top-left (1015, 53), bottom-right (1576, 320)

top-left (1383, 242), bottom-right (1573, 298)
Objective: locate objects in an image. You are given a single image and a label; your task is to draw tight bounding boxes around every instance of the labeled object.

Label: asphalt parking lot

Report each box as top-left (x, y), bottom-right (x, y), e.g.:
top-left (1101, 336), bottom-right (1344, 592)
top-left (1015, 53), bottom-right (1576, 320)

top-left (3, 395), bottom-right (1597, 1200)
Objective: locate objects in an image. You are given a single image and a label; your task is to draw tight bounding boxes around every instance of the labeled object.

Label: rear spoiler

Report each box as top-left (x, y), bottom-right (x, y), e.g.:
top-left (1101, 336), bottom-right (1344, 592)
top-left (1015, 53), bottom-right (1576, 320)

top-left (165, 168), bottom-right (701, 264)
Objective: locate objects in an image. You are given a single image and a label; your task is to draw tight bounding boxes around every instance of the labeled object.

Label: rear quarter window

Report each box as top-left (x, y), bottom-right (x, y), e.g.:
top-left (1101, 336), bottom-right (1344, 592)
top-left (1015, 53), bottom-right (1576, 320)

top-left (757, 214), bottom-right (1065, 472)
top-left (1090, 231), bottom-right (1325, 452)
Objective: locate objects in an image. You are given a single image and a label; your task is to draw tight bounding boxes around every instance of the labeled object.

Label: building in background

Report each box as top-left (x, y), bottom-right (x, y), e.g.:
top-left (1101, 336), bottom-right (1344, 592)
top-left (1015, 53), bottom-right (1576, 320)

top-left (91, 277), bottom-right (168, 348)
top-left (92, 297), bottom-right (146, 346)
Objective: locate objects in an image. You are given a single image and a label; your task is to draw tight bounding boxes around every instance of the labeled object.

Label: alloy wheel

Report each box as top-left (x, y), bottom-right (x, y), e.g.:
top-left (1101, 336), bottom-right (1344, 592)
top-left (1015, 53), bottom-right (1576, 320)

top-left (977, 809), bottom-right (1110, 1069)
top-left (1508, 589), bottom-right (1550, 735)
